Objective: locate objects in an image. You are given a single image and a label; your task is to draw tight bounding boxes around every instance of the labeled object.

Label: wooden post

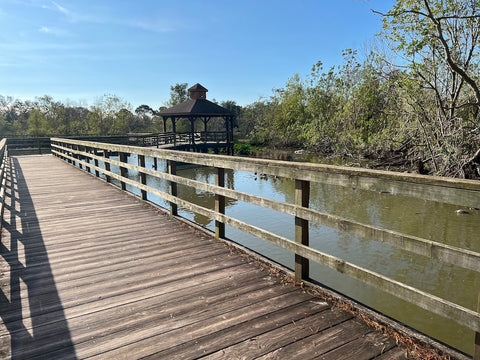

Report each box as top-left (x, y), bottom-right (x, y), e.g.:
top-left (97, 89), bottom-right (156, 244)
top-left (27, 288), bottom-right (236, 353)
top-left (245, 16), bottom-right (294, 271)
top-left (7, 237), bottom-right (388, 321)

top-left (67, 143), bottom-right (72, 164)
top-left (104, 150), bottom-right (111, 183)
top-left (295, 179), bottom-right (310, 283)
top-left (475, 289), bottom-right (480, 360)
top-left (94, 151), bottom-right (100, 178)
top-left (215, 167), bottom-right (225, 239)
top-left (138, 154), bottom-right (147, 201)
top-left (76, 145), bottom-right (83, 170)
top-left (85, 147), bottom-right (91, 173)
top-left (119, 152), bottom-right (128, 191)
top-left (167, 160), bottom-right (177, 216)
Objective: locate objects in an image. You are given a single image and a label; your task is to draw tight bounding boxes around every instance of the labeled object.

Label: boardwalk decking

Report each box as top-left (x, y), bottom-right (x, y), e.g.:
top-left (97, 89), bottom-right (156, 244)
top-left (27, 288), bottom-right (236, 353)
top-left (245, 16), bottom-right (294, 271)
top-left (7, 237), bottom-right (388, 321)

top-left (0, 155), bottom-right (409, 359)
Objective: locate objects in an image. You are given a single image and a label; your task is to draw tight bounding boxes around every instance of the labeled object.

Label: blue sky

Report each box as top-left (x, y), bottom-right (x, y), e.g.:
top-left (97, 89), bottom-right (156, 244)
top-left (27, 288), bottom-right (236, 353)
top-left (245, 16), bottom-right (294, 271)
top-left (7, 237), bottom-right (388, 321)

top-left (0, 0), bottom-right (395, 110)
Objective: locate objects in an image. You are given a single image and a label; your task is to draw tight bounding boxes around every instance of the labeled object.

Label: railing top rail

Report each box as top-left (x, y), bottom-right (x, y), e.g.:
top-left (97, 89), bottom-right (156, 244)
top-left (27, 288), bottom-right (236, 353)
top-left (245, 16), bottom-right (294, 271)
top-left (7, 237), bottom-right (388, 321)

top-left (51, 137), bottom-right (480, 198)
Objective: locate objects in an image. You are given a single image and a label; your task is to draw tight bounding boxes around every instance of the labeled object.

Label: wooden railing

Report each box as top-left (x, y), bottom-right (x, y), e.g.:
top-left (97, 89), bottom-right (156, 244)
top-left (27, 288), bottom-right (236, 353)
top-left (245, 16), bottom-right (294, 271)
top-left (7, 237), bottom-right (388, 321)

top-left (50, 137), bottom-right (480, 356)
top-left (131, 131), bottom-right (228, 148)
top-left (0, 139), bottom-right (8, 235)
top-left (6, 136), bottom-right (51, 154)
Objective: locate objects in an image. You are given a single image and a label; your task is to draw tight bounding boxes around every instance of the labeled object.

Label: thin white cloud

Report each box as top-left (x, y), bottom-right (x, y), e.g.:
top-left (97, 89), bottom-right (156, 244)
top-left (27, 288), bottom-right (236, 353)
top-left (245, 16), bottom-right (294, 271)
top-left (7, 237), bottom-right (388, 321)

top-left (127, 19), bottom-right (175, 34)
top-left (46, 0), bottom-right (177, 33)
top-left (50, 1), bottom-right (70, 16)
top-left (38, 25), bottom-right (69, 36)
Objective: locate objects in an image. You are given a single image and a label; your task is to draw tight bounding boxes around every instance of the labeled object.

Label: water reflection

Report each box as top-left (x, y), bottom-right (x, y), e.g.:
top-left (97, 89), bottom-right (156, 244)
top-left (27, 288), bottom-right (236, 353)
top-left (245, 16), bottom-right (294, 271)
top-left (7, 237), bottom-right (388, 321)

top-left (92, 153), bottom-right (479, 355)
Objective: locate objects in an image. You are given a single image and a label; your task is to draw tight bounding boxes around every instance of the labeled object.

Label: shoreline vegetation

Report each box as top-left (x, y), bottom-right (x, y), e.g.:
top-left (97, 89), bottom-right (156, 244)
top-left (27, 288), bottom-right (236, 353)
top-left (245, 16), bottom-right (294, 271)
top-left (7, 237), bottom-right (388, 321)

top-left (234, 141), bottom-right (434, 175)
top-left (2, 1), bottom-right (480, 180)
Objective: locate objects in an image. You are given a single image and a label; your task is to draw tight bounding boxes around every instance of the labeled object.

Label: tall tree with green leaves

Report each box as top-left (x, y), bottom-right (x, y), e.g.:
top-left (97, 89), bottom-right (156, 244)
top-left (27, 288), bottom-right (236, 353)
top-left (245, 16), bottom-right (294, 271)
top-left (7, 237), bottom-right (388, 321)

top-left (377, 0), bottom-right (480, 176)
top-left (167, 83), bottom-right (188, 106)
top-left (27, 109), bottom-right (48, 136)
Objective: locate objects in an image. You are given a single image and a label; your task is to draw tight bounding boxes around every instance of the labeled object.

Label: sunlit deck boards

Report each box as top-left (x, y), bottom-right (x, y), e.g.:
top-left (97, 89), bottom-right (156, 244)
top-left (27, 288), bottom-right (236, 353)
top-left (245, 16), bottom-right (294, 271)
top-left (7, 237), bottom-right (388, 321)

top-left (0, 155), bottom-right (408, 359)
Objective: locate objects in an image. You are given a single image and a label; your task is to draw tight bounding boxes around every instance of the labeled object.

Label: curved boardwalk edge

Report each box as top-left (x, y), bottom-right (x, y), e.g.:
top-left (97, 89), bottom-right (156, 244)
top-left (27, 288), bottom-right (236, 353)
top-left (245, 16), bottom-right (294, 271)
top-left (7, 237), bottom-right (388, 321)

top-left (0, 155), bottom-right (468, 360)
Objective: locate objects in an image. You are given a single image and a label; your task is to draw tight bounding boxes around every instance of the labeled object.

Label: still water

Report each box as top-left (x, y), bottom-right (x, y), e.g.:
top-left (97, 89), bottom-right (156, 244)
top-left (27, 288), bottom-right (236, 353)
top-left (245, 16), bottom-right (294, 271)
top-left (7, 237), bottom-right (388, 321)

top-left (93, 153), bottom-right (479, 355)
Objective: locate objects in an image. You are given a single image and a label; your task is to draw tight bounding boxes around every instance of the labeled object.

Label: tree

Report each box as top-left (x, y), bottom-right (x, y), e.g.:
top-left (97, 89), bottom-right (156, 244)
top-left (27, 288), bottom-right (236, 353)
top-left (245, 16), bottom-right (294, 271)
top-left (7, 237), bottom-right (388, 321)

top-left (110, 108), bottom-right (134, 135)
top-left (167, 83), bottom-right (188, 106)
top-left (377, 0), bottom-right (480, 177)
top-left (379, 0), bottom-right (480, 108)
top-left (135, 104), bottom-right (155, 116)
top-left (27, 109), bottom-right (48, 136)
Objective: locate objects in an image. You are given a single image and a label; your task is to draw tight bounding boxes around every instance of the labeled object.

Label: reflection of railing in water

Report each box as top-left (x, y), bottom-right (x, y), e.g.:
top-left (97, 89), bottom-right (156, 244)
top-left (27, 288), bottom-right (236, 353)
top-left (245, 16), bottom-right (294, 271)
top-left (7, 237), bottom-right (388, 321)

top-left (50, 137), bottom-right (480, 357)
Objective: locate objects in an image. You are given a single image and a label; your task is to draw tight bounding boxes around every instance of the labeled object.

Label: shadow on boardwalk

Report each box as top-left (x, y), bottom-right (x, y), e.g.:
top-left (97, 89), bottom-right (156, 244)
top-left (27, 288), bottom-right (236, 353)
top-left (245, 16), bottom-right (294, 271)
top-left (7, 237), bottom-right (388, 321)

top-left (0, 158), bottom-right (77, 359)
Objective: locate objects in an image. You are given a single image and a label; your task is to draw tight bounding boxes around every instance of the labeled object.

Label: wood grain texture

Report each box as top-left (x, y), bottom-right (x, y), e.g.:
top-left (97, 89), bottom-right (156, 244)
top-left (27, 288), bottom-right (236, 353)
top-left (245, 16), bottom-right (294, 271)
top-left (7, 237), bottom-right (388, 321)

top-left (0, 155), bottom-right (409, 359)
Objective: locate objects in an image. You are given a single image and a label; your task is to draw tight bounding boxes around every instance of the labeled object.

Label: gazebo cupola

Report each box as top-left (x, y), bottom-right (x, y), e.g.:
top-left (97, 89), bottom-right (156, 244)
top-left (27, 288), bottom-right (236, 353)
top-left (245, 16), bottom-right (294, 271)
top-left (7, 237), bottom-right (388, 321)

top-left (188, 83), bottom-right (208, 99)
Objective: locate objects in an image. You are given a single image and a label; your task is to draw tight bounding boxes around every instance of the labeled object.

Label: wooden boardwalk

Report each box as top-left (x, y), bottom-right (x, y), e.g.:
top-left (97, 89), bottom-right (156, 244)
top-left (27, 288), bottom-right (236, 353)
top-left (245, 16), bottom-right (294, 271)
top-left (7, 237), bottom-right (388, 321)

top-left (0, 155), bottom-right (410, 359)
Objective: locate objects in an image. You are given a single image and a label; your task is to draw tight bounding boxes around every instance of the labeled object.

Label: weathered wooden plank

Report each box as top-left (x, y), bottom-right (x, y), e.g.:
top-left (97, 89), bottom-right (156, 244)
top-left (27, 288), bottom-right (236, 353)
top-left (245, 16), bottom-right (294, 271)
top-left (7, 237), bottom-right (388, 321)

top-left (317, 331), bottom-right (398, 360)
top-left (0, 244), bottom-right (230, 304)
top-left (84, 291), bottom-right (312, 359)
top-left (0, 268), bottom-right (273, 359)
top-left (205, 308), bottom-right (354, 360)
top-left (256, 319), bottom-right (373, 359)
top-left (146, 299), bottom-right (331, 359)
top-left (374, 347), bottom-right (410, 359)
top-left (0, 263), bottom-right (259, 340)
top-left (0, 251), bottom-right (248, 326)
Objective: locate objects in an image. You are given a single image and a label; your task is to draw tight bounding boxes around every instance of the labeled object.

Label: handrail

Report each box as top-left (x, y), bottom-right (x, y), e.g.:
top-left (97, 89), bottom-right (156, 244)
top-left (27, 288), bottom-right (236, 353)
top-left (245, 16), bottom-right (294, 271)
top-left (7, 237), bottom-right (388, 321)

top-left (130, 131), bottom-right (228, 148)
top-left (0, 138), bottom-right (8, 237)
top-left (50, 137), bottom-right (480, 354)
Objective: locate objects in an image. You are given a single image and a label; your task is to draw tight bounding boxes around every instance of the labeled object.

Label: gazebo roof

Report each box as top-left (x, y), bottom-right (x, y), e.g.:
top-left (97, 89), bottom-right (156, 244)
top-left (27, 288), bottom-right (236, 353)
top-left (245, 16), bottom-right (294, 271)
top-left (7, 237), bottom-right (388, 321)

top-left (158, 98), bottom-right (233, 117)
top-left (157, 83), bottom-right (233, 118)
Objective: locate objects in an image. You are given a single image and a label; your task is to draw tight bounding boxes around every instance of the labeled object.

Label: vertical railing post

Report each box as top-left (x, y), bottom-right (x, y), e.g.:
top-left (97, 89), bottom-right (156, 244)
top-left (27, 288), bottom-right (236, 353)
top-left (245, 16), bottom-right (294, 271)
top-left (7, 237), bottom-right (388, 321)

top-left (295, 179), bottom-right (310, 283)
top-left (76, 145), bottom-right (82, 170)
top-left (167, 160), bottom-right (177, 216)
top-left (138, 154), bottom-right (147, 201)
top-left (215, 167), bottom-right (225, 239)
top-left (94, 149), bottom-right (100, 178)
top-left (104, 150), bottom-right (111, 183)
top-left (66, 142), bottom-right (72, 163)
top-left (85, 146), bottom-right (91, 173)
top-left (474, 290), bottom-right (480, 360)
top-left (119, 152), bottom-right (128, 191)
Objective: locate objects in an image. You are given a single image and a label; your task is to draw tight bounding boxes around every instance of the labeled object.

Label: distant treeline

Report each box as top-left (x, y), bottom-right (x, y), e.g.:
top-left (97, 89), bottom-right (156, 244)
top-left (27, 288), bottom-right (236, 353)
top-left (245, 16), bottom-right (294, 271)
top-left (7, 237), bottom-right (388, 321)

top-left (2, 1), bottom-right (480, 179)
top-left (0, 93), bottom-right (240, 138)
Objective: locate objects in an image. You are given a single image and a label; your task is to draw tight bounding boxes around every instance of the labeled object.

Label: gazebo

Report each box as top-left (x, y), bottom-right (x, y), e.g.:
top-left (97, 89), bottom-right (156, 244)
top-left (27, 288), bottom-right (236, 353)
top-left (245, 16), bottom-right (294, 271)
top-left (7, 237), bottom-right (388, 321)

top-left (157, 83), bottom-right (235, 154)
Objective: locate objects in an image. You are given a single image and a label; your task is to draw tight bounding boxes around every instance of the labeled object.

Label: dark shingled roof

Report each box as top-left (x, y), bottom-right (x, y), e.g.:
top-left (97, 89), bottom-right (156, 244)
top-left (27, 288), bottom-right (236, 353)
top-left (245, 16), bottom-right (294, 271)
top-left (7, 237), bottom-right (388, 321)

top-left (188, 83), bottom-right (208, 92)
top-left (158, 98), bottom-right (233, 117)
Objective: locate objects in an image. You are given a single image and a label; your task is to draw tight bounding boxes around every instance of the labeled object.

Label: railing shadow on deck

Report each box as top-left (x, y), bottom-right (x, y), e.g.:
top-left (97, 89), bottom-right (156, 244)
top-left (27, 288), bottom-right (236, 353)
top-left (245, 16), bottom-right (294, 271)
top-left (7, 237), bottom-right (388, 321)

top-left (0, 157), bottom-right (77, 359)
